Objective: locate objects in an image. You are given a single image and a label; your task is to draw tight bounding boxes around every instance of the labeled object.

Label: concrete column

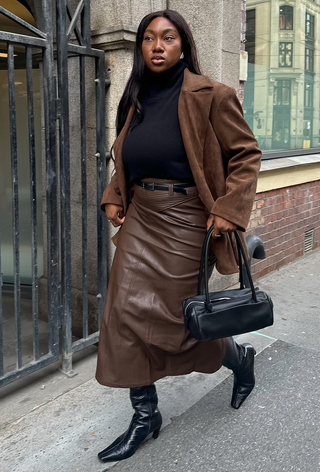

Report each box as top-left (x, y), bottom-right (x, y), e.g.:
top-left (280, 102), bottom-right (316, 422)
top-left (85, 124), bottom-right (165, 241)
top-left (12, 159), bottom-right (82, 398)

top-left (90, 0), bottom-right (167, 271)
top-left (169, 0), bottom-right (223, 80)
top-left (168, 0), bottom-right (242, 89)
top-left (222, 0), bottom-right (242, 90)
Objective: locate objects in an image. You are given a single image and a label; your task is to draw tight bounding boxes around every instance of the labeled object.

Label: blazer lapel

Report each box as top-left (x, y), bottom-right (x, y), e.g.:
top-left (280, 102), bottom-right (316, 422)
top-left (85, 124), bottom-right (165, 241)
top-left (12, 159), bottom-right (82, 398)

top-left (178, 69), bottom-right (216, 212)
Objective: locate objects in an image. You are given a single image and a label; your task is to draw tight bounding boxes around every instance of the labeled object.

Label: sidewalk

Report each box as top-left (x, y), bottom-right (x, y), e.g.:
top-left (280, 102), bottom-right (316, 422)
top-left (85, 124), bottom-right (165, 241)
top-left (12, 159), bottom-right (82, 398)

top-left (1, 250), bottom-right (319, 472)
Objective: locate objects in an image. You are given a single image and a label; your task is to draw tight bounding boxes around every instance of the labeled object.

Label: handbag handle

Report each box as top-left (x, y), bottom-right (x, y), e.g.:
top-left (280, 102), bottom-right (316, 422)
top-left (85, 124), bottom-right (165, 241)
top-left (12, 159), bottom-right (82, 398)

top-left (197, 225), bottom-right (257, 309)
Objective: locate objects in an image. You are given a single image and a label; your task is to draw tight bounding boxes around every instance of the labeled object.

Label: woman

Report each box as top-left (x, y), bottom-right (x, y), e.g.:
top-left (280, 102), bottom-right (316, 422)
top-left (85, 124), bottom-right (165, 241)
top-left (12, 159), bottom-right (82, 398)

top-left (96, 9), bottom-right (261, 463)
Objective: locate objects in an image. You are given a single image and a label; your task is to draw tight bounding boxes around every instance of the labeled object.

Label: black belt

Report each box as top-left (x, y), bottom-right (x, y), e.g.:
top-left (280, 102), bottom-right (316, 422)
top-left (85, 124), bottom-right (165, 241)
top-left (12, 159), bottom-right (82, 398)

top-left (136, 180), bottom-right (195, 195)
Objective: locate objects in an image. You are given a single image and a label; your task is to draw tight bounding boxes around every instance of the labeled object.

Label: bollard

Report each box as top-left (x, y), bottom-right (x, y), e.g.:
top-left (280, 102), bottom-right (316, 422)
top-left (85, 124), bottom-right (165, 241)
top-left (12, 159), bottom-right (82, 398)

top-left (243, 235), bottom-right (266, 288)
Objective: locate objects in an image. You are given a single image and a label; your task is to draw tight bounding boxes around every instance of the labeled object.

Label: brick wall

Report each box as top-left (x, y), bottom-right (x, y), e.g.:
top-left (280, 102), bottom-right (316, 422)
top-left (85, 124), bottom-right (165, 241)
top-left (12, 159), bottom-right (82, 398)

top-left (248, 180), bottom-right (320, 280)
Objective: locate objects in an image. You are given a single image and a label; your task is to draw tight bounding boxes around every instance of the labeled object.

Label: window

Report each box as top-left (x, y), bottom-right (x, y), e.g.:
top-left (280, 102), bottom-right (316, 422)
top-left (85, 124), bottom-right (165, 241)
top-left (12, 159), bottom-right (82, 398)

top-left (273, 81), bottom-right (291, 150)
top-left (305, 47), bottom-right (314, 72)
top-left (279, 42), bottom-right (292, 67)
top-left (246, 9), bottom-right (256, 64)
top-left (0, 1), bottom-right (43, 284)
top-left (279, 5), bottom-right (293, 30)
top-left (304, 82), bottom-right (313, 108)
top-left (243, 9), bottom-right (255, 131)
top-left (303, 120), bottom-right (312, 140)
top-left (244, 1), bottom-right (320, 157)
top-left (274, 80), bottom-right (291, 106)
top-left (306, 12), bottom-right (314, 39)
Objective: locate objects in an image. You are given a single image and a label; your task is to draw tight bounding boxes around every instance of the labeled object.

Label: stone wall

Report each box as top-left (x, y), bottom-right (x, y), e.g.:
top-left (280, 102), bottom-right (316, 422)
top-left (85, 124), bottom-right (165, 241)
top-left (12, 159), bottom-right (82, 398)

top-left (92, 0), bottom-right (244, 149)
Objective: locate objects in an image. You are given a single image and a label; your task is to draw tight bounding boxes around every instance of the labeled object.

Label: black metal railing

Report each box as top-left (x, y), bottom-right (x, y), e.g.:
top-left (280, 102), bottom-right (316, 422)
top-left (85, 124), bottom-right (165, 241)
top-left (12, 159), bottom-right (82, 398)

top-left (0, 227), bottom-right (2, 378)
top-left (0, 0), bottom-right (59, 388)
top-left (56, 0), bottom-right (106, 374)
top-left (7, 41), bottom-right (22, 369)
top-left (0, 0), bottom-right (107, 387)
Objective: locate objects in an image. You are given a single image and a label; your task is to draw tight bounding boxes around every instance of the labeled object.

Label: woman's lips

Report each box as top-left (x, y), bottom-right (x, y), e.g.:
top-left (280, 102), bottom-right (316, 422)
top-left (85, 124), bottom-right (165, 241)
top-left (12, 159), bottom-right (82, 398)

top-left (151, 57), bottom-right (165, 65)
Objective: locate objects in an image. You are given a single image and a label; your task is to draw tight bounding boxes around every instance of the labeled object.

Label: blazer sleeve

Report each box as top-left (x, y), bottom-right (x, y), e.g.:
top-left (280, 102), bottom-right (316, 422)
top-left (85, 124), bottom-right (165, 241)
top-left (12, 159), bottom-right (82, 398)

top-left (209, 86), bottom-right (261, 231)
top-left (100, 170), bottom-right (124, 212)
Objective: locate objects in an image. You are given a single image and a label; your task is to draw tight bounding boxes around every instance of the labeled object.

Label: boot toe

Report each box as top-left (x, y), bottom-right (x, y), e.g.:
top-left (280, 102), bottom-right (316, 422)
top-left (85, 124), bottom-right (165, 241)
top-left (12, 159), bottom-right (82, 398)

top-left (231, 384), bottom-right (255, 409)
top-left (231, 344), bottom-right (256, 409)
top-left (98, 431), bottom-right (127, 460)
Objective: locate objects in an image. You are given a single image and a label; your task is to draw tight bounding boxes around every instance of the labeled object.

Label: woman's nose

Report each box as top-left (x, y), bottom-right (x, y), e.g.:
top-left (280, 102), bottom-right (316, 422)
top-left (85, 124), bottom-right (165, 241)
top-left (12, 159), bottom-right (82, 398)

top-left (153, 39), bottom-right (164, 52)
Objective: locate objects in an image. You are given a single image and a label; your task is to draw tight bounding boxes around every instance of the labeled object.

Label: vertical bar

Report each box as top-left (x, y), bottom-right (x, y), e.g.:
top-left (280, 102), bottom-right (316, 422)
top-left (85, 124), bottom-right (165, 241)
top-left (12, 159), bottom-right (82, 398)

top-left (0, 224), bottom-right (3, 377)
top-left (82, 0), bottom-right (91, 47)
top-left (8, 42), bottom-right (22, 369)
top-left (42, 0), bottom-right (60, 357)
top-left (80, 55), bottom-right (88, 338)
top-left (56, 0), bottom-right (73, 372)
top-left (26, 46), bottom-right (39, 360)
top-left (95, 54), bottom-right (107, 326)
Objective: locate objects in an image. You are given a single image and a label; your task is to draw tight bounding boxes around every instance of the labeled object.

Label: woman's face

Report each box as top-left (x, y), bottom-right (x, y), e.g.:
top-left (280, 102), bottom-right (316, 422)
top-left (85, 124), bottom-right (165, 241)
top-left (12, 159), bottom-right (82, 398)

top-left (142, 17), bottom-right (182, 73)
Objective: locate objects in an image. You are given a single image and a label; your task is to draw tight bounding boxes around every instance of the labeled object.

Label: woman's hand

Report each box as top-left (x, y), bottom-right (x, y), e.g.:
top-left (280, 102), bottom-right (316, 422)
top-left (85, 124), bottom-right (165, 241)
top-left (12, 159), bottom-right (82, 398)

top-left (105, 204), bottom-right (125, 227)
top-left (206, 215), bottom-right (237, 239)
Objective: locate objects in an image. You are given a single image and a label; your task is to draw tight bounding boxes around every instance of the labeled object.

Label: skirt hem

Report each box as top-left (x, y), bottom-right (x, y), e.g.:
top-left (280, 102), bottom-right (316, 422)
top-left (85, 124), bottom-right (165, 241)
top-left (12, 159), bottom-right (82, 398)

top-left (95, 360), bottom-right (225, 388)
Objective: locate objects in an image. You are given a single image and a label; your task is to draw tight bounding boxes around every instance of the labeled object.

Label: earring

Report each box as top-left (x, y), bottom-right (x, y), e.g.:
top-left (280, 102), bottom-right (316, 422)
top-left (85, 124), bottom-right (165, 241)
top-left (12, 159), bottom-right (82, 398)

top-left (180, 52), bottom-right (184, 59)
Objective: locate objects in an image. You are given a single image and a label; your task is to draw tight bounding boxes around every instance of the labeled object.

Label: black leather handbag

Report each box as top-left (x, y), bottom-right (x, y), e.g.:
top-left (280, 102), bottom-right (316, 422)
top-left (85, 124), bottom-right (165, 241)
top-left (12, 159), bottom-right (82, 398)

top-left (182, 226), bottom-right (274, 341)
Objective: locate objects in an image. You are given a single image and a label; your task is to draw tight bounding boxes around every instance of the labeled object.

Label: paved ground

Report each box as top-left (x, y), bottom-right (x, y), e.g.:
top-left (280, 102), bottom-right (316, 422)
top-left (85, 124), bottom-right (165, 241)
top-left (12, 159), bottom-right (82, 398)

top-left (1, 249), bottom-right (319, 472)
top-left (111, 341), bottom-right (320, 472)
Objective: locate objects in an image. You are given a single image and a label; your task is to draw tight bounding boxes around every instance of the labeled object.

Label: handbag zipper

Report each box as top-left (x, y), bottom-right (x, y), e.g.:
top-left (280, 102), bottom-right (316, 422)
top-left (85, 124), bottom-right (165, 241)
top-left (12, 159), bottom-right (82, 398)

top-left (211, 297), bottom-right (231, 302)
top-left (185, 297), bottom-right (231, 312)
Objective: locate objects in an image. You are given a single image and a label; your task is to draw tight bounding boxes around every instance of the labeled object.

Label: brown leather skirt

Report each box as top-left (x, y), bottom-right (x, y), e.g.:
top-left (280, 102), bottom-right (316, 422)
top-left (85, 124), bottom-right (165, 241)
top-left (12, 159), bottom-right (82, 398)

top-left (96, 180), bottom-right (226, 388)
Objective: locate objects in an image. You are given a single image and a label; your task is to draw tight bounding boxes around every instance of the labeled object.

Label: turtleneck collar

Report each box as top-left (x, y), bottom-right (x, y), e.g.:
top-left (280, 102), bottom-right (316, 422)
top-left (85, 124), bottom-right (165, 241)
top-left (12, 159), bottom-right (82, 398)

top-left (141, 60), bottom-right (187, 100)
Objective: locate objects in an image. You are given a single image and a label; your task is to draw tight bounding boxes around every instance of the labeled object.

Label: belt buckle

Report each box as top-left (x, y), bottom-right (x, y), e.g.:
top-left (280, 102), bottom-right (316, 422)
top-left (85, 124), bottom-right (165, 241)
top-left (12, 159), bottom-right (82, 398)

top-left (148, 182), bottom-right (155, 190)
top-left (173, 184), bottom-right (187, 195)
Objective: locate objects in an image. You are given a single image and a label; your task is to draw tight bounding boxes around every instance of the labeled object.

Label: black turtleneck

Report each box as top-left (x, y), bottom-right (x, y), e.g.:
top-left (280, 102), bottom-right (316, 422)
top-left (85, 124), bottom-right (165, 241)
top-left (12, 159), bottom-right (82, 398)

top-left (122, 60), bottom-right (194, 183)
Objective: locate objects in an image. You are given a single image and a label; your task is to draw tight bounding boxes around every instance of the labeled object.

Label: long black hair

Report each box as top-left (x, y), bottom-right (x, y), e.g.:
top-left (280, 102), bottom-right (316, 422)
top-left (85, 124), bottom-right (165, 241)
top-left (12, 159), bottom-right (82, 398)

top-left (115, 10), bottom-right (201, 136)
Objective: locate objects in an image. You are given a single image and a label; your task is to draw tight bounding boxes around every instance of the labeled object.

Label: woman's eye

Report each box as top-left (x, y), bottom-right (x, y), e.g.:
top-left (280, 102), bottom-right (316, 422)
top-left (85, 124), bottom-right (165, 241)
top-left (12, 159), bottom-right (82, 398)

top-left (164, 36), bottom-right (174, 41)
top-left (144, 36), bottom-right (153, 41)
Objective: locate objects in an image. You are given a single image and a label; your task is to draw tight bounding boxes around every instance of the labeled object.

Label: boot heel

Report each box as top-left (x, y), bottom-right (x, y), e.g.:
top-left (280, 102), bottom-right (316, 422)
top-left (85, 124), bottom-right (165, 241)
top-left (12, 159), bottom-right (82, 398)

top-left (152, 429), bottom-right (160, 439)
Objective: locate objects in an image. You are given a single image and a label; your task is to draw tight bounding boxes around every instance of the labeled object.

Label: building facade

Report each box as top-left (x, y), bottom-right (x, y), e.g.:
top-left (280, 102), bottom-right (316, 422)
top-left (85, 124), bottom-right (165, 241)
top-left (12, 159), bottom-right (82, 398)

top-left (245, 0), bottom-right (320, 152)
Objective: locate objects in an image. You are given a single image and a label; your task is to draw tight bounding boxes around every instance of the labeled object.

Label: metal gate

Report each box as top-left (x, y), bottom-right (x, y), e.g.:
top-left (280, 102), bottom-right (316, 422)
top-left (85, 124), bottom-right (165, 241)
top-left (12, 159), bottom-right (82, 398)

top-left (0, 0), bottom-right (107, 388)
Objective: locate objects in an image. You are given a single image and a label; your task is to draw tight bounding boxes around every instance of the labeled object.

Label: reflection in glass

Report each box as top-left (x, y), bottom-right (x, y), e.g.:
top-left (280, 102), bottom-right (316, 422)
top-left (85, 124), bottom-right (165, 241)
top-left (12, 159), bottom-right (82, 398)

top-left (282, 84), bottom-right (290, 106)
top-left (303, 120), bottom-right (311, 138)
top-left (305, 48), bottom-right (314, 72)
top-left (306, 12), bottom-right (314, 38)
top-left (244, 0), bottom-right (320, 154)
top-left (0, 48), bottom-right (43, 284)
top-left (279, 42), bottom-right (292, 68)
top-left (304, 83), bottom-right (313, 108)
top-left (274, 80), bottom-right (291, 106)
top-left (279, 5), bottom-right (293, 30)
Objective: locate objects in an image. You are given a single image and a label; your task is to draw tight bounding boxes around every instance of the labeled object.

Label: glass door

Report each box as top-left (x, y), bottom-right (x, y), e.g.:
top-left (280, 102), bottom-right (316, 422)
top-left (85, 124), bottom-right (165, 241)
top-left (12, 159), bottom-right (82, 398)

top-left (0, 1), bottom-right (43, 284)
top-left (272, 80), bottom-right (291, 150)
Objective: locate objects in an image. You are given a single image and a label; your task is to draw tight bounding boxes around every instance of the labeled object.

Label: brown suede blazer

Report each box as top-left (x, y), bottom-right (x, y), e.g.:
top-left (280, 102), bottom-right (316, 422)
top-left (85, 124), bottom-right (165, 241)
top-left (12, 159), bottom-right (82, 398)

top-left (101, 69), bottom-right (262, 274)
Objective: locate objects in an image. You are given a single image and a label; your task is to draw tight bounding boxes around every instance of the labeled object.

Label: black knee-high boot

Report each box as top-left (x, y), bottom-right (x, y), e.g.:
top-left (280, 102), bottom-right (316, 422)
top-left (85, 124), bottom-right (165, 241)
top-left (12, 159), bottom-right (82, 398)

top-left (98, 384), bottom-right (162, 463)
top-left (222, 337), bottom-right (256, 409)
